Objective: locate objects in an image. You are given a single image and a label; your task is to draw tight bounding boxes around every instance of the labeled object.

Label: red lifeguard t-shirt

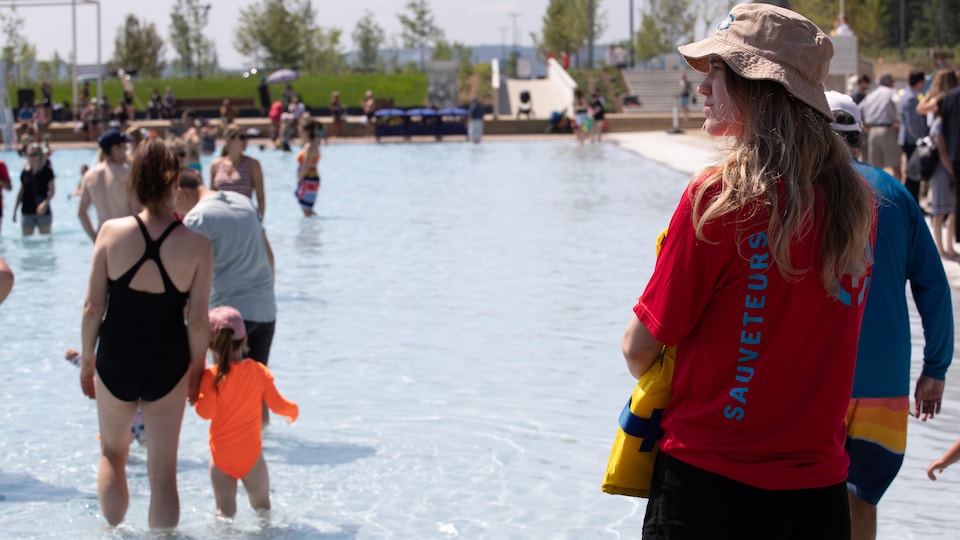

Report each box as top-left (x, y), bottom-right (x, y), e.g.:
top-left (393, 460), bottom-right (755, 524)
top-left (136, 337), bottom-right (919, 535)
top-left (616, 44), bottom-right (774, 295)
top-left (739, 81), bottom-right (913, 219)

top-left (634, 177), bottom-right (874, 490)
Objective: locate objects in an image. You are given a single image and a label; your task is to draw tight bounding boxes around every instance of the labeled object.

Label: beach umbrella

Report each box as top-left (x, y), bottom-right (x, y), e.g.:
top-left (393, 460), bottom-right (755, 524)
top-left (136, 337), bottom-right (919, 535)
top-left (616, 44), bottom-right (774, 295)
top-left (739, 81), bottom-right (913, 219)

top-left (266, 69), bottom-right (298, 84)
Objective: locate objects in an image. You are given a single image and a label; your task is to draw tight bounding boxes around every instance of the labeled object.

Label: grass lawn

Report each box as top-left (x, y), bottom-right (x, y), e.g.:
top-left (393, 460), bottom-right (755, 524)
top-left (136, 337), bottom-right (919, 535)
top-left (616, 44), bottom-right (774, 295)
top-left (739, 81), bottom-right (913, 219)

top-left (37, 73), bottom-right (429, 112)
top-left (23, 67), bottom-right (617, 114)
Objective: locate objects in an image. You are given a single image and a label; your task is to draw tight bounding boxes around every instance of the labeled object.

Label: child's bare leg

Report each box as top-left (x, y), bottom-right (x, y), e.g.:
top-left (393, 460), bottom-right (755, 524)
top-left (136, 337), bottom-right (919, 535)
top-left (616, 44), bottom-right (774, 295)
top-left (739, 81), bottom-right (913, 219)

top-left (140, 375), bottom-right (188, 529)
top-left (210, 462), bottom-right (239, 517)
top-left (241, 454), bottom-right (271, 512)
top-left (95, 377), bottom-right (139, 526)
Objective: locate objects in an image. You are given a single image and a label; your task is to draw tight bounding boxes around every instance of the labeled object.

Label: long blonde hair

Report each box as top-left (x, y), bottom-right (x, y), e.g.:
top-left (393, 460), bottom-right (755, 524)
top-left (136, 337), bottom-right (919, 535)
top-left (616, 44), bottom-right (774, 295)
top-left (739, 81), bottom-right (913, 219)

top-left (690, 69), bottom-right (874, 296)
top-left (928, 69), bottom-right (958, 99)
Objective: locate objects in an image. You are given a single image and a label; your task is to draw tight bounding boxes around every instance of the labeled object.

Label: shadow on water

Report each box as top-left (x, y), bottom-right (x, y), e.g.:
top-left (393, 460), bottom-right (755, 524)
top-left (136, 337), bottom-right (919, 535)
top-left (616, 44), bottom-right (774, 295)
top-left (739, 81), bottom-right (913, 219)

top-left (293, 215), bottom-right (325, 256)
top-left (98, 527), bottom-right (202, 540)
top-left (159, 524), bottom-right (356, 540)
top-left (273, 294), bottom-right (328, 306)
top-left (264, 436), bottom-right (376, 467)
top-left (229, 522), bottom-right (360, 540)
top-left (0, 470), bottom-right (84, 503)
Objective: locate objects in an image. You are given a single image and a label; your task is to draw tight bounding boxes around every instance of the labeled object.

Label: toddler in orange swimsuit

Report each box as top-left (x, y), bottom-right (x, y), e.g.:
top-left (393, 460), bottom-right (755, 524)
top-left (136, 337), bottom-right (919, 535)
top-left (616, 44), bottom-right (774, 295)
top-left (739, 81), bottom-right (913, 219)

top-left (195, 306), bottom-right (299, 518)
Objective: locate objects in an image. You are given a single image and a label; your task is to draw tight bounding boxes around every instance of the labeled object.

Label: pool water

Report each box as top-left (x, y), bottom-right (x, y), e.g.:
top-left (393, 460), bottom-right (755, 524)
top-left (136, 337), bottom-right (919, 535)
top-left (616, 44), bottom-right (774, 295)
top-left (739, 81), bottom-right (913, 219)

top-left (0, 141), bottom-right (957, 539)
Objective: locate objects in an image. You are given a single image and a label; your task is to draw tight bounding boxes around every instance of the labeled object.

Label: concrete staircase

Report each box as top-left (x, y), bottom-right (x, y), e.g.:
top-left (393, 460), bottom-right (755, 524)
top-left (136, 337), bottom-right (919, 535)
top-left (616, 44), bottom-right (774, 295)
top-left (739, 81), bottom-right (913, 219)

top-left (620, 70), bottom-right (705, 114)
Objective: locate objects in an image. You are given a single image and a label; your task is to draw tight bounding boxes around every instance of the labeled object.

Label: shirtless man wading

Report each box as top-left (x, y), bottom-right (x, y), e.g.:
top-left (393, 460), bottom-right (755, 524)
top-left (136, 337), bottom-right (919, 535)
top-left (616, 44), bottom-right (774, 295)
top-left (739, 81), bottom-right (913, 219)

top-left (77, 129), bottom-right (138, 241)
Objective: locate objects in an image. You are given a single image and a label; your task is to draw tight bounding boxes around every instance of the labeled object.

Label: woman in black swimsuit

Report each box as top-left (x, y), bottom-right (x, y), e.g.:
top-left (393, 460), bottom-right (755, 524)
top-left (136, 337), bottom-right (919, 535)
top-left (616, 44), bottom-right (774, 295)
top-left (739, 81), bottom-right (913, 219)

top-left (80, 138), bottom-right (213, 529)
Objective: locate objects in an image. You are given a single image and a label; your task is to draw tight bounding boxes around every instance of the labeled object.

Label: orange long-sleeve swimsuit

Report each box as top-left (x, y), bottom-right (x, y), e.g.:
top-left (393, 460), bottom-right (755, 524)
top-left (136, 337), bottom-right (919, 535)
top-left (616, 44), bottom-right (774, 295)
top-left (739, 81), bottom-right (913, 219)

top-left (195, 359), bottom-right (299, 479)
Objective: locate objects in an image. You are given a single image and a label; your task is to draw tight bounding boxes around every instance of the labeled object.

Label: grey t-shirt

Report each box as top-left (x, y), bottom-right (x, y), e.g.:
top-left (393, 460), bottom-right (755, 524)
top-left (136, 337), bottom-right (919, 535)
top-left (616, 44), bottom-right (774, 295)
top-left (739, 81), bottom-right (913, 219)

top-left (183, 190), bottom-right (276, 322)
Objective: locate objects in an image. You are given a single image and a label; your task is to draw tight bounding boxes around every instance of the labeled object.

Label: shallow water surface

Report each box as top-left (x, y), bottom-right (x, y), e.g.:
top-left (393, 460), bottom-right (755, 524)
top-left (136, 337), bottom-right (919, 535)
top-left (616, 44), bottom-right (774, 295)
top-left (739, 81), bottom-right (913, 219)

top-left (0, 141), bottom-right (957, 539)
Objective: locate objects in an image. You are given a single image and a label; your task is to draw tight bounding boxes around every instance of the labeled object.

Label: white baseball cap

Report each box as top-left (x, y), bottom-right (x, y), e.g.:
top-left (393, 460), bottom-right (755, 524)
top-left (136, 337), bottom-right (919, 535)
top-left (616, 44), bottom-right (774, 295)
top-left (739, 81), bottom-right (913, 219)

top-left (824, 90), bottom-right (862, 132)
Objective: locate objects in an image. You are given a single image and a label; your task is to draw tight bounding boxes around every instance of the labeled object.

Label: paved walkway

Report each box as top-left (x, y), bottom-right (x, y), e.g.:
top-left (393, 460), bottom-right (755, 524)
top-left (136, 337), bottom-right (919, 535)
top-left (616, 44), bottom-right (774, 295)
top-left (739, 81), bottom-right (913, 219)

top-left (607, 129), bottom-right (723, 176)
top-left (607, 130), bottom-right (960, 292)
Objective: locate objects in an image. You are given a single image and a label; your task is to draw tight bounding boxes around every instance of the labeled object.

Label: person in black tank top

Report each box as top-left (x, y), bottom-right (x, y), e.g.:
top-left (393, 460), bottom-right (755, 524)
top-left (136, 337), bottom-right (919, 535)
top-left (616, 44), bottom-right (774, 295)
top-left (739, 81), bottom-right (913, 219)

top-left (95, 215), bottom-right (190, 401)
top-left (80, 138), bottom-right (214, 529)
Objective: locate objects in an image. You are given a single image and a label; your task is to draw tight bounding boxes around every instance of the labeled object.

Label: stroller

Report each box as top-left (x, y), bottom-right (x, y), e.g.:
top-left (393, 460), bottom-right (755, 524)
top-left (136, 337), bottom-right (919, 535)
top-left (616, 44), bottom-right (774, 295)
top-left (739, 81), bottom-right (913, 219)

top-left (517, 90), bottom-right (533, 119)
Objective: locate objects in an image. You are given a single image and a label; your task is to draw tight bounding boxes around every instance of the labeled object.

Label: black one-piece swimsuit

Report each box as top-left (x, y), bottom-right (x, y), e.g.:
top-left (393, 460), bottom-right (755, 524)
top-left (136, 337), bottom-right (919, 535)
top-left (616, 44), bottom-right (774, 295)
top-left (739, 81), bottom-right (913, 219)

top-left (96, 216), bottom-right (190, 402)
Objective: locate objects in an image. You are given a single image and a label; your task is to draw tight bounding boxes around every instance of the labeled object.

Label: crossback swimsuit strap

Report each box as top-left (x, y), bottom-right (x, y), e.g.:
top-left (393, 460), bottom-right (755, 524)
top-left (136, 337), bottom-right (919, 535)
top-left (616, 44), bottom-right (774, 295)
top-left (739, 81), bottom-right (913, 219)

top-left (96, 215), bottom-right (190, 402)
top-left (114, 215), bottom-right (182, 292)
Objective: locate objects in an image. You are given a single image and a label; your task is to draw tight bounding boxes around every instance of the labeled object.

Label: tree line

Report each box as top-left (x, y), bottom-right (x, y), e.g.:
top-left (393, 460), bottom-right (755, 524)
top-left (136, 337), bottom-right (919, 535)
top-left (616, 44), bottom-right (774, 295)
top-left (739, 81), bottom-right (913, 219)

top-left (5, 0), bottom-right (960, 89)
top-left (1, 0), bottom-right (465, 85)
top-left (625, 0), bottom-right (960, 67)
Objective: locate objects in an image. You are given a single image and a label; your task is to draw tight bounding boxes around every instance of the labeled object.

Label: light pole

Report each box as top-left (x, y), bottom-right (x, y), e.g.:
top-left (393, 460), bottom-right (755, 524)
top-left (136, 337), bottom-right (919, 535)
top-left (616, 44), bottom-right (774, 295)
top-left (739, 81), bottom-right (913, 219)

top-left (899, 0), bottom-right (905, 61)
top-left (587, 0), bottom-right (595, 68)
top-left (509, 12), bottom-right (519, 55)
top-left (629, 0), bottom-right (635, 69)
top-left (0, 0), bottom-right (100, 127)
top-left (499, 26), bottom-right (508, 60)
top-left (72, 0), bottom-right (77, 114)
top-left (939, 0), bottom-right (945, 50)
top-left (197, 3), bottom-right (212, 78)
top-left (95, 0), bottom-right (101, 115)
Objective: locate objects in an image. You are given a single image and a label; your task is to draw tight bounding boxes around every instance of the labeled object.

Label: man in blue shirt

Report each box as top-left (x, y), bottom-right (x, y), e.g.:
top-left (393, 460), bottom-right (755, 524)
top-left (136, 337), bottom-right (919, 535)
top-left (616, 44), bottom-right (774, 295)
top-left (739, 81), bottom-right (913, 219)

top-left (827, 90), bottom-right (953, 540)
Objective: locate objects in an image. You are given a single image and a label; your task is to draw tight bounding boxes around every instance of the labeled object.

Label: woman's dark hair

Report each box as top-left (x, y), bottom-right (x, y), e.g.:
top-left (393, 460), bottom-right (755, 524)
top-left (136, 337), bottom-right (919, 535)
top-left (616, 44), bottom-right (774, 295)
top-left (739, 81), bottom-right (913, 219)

top-left (832, 110), bottom-right (862, 148)
top-left (220, 123), bottom-right (243, 156)
top-left (129, 138), bottom-right (178, 212)
top-left (178, 168), bottom-right (201, 190)
top-left (838, 129), bottom-right (862, 149)
top-left (300, 115), bottom-right (318, 139)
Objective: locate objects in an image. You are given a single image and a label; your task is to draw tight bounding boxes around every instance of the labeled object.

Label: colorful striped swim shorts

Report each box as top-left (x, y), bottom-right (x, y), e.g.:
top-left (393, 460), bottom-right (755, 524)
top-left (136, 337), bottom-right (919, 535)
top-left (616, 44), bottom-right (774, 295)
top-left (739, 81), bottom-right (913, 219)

top-left (845, 396), bottom-right (909, 505)
top-left (295, 177), bottom-right (320, 210)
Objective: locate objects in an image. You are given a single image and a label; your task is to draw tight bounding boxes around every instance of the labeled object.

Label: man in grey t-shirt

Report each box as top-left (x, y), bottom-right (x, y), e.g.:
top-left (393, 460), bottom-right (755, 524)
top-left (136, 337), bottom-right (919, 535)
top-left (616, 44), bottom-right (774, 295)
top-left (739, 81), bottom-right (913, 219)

top-left (176, 170), bottom-right (276, 365)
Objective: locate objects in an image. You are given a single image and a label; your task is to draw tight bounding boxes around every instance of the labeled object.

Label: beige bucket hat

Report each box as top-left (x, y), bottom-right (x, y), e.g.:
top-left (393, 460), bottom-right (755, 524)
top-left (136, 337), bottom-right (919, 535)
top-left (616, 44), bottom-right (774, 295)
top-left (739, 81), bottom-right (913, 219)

top-left (677, 3), bottom-right (833, 119)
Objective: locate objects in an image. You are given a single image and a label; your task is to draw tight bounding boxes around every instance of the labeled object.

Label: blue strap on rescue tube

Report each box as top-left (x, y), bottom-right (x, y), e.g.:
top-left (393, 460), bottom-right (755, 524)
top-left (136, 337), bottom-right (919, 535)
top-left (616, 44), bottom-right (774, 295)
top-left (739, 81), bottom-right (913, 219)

top-left (618, 398), bottom-right (665, 452)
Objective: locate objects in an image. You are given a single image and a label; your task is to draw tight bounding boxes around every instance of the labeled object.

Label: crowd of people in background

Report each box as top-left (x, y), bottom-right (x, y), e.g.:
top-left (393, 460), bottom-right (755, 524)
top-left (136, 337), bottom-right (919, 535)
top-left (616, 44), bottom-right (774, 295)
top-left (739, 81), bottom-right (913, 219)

top-left (850, 66), bottom-right (960, 264)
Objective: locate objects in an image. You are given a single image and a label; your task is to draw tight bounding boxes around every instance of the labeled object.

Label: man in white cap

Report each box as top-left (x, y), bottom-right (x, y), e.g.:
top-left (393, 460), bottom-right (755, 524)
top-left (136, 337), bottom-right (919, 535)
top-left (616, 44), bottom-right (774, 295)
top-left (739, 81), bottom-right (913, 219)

top-left (77, 128), bottom-right (137, 242)
top-left (827, 89), bottom-right (953, 540)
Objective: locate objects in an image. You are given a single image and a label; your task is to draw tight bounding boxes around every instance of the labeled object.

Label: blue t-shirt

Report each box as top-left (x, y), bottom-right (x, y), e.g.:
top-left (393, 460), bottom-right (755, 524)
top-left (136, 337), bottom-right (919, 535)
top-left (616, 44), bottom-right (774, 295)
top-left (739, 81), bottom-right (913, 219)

top-left (852, 160), bottom-right (953, 397)
top-left (468, 103), bottom-right (484, 120)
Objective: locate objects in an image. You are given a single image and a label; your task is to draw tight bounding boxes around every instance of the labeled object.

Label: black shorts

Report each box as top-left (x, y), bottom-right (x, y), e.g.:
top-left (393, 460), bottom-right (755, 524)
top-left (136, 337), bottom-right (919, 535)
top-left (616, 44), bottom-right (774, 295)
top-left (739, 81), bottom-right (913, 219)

top-left (643, 451), bottom-right (850, 540)
top-left (243, 319), bottom-right (276, 366)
